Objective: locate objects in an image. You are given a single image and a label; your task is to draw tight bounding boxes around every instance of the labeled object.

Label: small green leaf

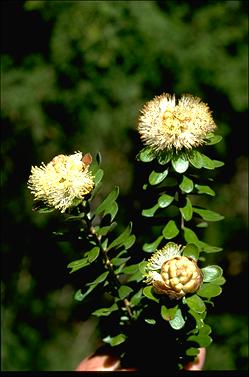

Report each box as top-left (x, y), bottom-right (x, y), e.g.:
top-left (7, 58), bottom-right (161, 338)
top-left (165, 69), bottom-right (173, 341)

top-left (127, 270), bottom-right (143, 282)
top-left (37, 207), bottom-right (55, 214)
top-left (186, 347), bottom-right (200, 357)
top-left (172, 155), bottom-right (189, 173)
top-left (122, 264), bottom-right (139, 274)
top-left (112, 257), bottom-right (130, 266)
top-left (195, 184), bottom-right (215, 196)
top-left (68, 246), bottom-right (100, 273)
top-left (158, 194), bottom-right (174, 208)
top-left (188, 151), bottom-right (203, 169)
top-left (108, 201), bottom-right (118, 221)
top-left (93, 168), bottom-right (104, 186)
top-left (95, 223), bottom-right (117, 236)
top-left (196, 222), bottom-right (208, 228)
top-left (138, 260), bottom-right (148, 275)
top-left (87, 271), bottom-right (109, 286)
top-left (107, 222), bottom-right (132, 251)
top-left (88, 247), bottom-right (100, 263)
top-left (185, 294), bottom-right (206, 314)
top-left (182, 243), bottom-right (199, 260)
top-left (179, 176), bottom-right (194, 193)
top-left (163, 220), bottom-right (179, 239)
top-left (124, 235), bottom-right (136, 249)
top-left (142, 203), bottom-right (159, 217)
top-left (199, 241), bottom-right (223, 253)
top-left (201, 265), bottom-right (223, 282)
top-left (188, 334), bottom-right (212, 348)
top-left (161, 304), bottom-right (178, 321)
top-left (68, 257), bottom-right (90, 273)
top-left (74, 289), bottom-right (85, 302)
top-left (149, 169), bottom-right (168, 185)
top-left (199, 324), bottom-right (212, 336)
top-left (200, 154), bottom-right (216, 170)
top-left (137, 147), bottom-right (156, 162)
top-left (205, 134), bottom-right (223, 145)
top-left (143, 286), bottom-right (159, 303)
top-left (118, 285), bottom-right (133, 300)
top-left (103, 334), bottom-right (127, 346)
top-left (94, 186), bottom-right (119, 216)
top-left (197, 283), bottom-right (222, 298)
top-left (143, 235), bottom-right (163, 252)
top-left (92, 303), bottom-right (118, 317)
top-left (179, 197), bottom-right (193, 221)
top-left (157, 152), bottom-right (171, 165)
top-left (188, 310), bottom-right (205, 329)
top-left (169, 308), bottom-right (185, 330)
top-left (212, 160), bottom-right (224, 168)
top-left (210, 276), bottom-right (226, 286)
top-left (145, 319), bottom-right (156, 325)
top-left (183, 227), bottom-right (201, 249)
top-left (130, 288), bottom-right (143, 306)
top-left (193, 208), bottom-right (224, 221)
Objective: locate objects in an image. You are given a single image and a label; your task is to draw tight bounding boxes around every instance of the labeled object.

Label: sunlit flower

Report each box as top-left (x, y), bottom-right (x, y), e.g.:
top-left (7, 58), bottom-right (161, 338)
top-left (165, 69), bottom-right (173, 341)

top-left (144, 242), bottom-right (203, 299)
top-left (138, 93), bottom-right (216, 152)
top-left (28, 152), bottom-right (94, 213)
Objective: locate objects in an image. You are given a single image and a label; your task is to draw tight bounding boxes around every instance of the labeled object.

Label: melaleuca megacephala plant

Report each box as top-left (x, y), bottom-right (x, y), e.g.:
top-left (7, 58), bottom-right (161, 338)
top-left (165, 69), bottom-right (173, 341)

top-left (27, 93), bottom-right (225, 370)
top-left (136, 93), bottom-right (225, 366)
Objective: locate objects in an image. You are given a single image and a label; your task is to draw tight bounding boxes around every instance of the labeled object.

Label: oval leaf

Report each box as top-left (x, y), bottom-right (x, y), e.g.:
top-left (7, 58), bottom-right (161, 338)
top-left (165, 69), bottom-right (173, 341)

top-left (193, 208), bottom-right (224, 222)
top-left (185, 294), bottom-right (206, 314)
top-left (195, 184), bottom-right (215, 196)
top-left (142, 203), bottom-right (159, 217)
top-left (199, 242), bottom-right (223, 253)
top-left (201, 265), bottom-right (223, 282)
top-left (179, 176), bottom-right (194, 193)
top-left (169, 308), bottom-right (185, 330)
top-left (149, 169), bottom-right (168, 185)
top-left (137, 147), bottom-right (156, 162)
top-left (172, 156), bottom-right (189, 173)
top-left (103, 333), bottom-right (127, 346)
top-left (182, 243), bottom-right (199, 260)
top-left (145, 319), bottom-right (156, 325)
top-left (118, 285), bottom-right (133, 300)
top-left (95, 186), bottom-right (119, 215)
top-left (158, 194), bottom-right (174, 208)
top-left (143, 235), bottom-right (163, 253)
top-left (92, 303), bottom-right (118, 317)
top-left (157, 152), bottom-right (171, 165)
top-left (107, 222), bottom-right (132, 251)
top-left (163, 220), bottom-right (179, 239)
top-left (188, 151), bottom-right (203, 169)
top-left (143, 286), bottom-right (159, 303)
top-left (197, 283), bottom-right (222, 298)
top-left (183, 227), bottom-right (201, 249)
top-left (161, 304), bottom-right (178, 321)
top-left (179, 197), bottom-right (193, 221)
top-left (205, 134), bottom-right (223, 145)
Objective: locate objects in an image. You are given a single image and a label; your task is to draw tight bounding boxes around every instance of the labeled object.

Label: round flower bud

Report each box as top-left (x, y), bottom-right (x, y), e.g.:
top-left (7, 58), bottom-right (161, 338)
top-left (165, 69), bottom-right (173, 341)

top-left (155, 256), bottom-right (202, 299)
top-left (143, 243), bottom-right (203, 300)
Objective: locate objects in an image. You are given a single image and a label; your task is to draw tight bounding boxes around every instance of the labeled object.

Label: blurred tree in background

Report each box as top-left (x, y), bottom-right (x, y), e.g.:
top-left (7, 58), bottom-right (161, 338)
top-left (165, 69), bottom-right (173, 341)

top-left (1, 0), bottom-right (248, 371)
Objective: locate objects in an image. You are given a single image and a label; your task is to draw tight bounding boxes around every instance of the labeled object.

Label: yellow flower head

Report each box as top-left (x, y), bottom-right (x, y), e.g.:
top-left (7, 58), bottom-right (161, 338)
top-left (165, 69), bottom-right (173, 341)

top-left (28, 152), bottom-right (95, 213)
top-left (138, 93), bottom-right (216, 152)
top-left (144, 242), bottom-right (202, 299)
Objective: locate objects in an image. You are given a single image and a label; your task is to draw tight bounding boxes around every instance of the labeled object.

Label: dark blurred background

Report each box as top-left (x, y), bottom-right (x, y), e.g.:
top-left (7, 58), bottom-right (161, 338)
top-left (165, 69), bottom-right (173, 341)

top-left (1, 0), bottom-right (248, 371)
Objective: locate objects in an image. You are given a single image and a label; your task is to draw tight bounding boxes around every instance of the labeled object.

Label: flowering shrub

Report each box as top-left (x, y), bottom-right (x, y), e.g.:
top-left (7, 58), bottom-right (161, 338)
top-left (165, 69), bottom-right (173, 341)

top-left (28, 93), bottom-right (225, 371)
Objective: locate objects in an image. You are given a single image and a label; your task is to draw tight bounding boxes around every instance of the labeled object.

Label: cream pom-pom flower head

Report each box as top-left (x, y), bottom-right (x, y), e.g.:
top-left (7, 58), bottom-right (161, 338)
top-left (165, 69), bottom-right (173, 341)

top-left (28, 152), bottom-right (95, 213)
top-left (144, 242), bottom-right (203, 299)
top-left (138, 93), bottom-right (216, 152)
